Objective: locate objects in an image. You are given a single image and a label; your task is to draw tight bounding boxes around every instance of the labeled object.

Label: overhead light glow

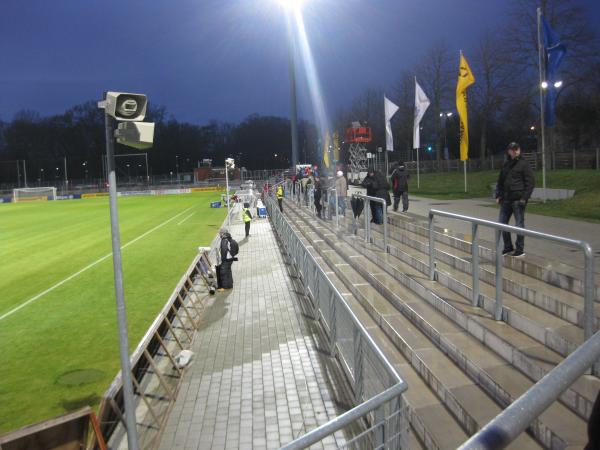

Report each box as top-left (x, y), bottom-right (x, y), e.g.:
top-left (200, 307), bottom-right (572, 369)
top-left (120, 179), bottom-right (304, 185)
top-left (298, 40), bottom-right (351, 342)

top-left (554, 80), bottom-right (563, 88)
top-left (541, 81), bottom-right (549, 89)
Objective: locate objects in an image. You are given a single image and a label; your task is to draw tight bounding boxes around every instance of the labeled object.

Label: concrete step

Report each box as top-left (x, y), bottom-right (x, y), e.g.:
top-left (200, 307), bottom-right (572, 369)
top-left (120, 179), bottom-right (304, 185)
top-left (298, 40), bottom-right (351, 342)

top-left (350, 224), bottom-right (600, 420)
top-left (386, 213), bottom-right (600, 301)
top-left (375, 215), bottom-right (600, 330)
top-left (286, 204), bottom-right (593, 448)
top-left (284, 205), bottom-right (543, 449)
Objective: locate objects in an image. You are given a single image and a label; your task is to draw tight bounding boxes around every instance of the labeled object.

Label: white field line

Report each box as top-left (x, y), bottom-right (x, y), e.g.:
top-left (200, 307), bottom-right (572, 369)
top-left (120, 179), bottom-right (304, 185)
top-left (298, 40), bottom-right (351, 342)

top-left (0, 205), bottom-right (195, 322)
top-left (177, 212), bottom-right (195, 225)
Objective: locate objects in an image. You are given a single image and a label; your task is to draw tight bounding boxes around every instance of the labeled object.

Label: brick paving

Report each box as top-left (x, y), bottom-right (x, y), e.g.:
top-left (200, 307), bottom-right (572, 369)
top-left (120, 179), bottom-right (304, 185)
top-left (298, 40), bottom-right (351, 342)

top-left (158, 212), bottom-right (345, 450)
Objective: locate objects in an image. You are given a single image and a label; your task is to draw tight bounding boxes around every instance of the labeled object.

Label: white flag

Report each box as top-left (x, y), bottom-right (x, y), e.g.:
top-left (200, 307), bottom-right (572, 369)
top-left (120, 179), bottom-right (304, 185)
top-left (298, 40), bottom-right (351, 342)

top-left (413, 78), bottom-right (430, 149)
top-left (384, 96), bottom-right (399, 151)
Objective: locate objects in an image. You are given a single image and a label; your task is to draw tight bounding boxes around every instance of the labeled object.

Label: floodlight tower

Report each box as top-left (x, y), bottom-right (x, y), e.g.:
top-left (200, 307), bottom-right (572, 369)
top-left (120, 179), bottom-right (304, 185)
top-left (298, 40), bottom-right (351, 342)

top-left (98, 92), bottom-right (155, 450)
top-left (225, 158), bottom-right (235, 227)
top-left (345, 122), bottom-right (372, 182)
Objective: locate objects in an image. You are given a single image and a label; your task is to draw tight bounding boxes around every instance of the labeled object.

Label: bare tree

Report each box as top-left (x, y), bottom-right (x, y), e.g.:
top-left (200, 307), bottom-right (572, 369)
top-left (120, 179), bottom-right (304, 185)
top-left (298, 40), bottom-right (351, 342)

top-left (416, 42), bottom-right (454, 161)
top-left (471, 32), bottom-right (513, 158)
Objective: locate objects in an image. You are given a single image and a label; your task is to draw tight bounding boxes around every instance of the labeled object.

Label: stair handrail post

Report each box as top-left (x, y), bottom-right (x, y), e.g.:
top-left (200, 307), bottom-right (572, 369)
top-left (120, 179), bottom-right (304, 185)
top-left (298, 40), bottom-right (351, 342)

top-left (494, 229), bottom-right (504, 321)
top-left (428, 211), bottom-right (435, 280)
top-left (472, 223), bottom-right (480, 307)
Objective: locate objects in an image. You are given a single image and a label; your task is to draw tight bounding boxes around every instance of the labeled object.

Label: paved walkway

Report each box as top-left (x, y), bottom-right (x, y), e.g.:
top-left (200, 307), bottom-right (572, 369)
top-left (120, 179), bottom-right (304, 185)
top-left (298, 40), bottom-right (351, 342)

top-left (401, 195), bottom-right (600, 272)
top-left (158, 211), bottom-right (345, 450)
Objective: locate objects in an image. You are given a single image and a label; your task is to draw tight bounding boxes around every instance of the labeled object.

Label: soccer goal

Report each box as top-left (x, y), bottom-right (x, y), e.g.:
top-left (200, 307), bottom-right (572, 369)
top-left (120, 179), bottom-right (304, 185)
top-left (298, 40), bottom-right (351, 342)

top-left (13, 187), bottom-right (57, 202)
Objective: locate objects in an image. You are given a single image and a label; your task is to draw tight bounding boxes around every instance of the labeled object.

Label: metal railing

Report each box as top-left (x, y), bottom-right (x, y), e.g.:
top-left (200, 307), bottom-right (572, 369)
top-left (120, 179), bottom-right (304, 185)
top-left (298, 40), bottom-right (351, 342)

top-left (459, 326), bottom-right (600, 449)
top-left (97, 250), bottom-right (217, 449)
top-left (266, 197), bottom-right (408, 449)
top-left (427, 209), bottom-right (595, 340)
top-left (352, 193), bottom-right (388, 252)
top-left (327, 187), bottom-right (339, 228)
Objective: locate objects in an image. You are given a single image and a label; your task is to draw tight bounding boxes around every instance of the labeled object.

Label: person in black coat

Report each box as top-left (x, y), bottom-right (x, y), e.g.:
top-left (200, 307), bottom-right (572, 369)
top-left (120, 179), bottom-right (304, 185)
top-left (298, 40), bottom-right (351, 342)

top-left (217, 228), bottom-right (235, 290)
top-left (390, 162), bottom-right (410, 212)
top-left (313, 176), bottom-right (323, 218)
top-left (361, 169), bottom-right (389, 224)
top-left (495, 142), bottom-right (535, 258)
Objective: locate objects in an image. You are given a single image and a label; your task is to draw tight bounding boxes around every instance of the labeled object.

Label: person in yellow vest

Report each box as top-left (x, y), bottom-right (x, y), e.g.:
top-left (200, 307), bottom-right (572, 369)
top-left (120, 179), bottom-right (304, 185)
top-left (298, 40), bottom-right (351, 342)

top-left (242, 202), bottom-right (252, 237)
top-left (276, 185), bottom-right (284, 212)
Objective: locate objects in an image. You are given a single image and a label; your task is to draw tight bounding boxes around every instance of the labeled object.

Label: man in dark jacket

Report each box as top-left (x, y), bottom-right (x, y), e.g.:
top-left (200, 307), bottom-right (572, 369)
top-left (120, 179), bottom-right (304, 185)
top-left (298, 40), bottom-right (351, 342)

top-left (217, 228), bottom-right (236, 290)
top-left (390, 162), bottom-right (410, 212)
top-left (361, 169), bottom-right (389, 224)
top-left (495, 142), bottom-right (535, 258)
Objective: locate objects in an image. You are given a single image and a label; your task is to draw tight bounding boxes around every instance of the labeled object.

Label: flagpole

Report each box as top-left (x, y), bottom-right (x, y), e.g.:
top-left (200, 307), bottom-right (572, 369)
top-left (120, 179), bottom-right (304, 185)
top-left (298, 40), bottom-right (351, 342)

top-left (464, 160), bottom-right (467, 192)
top-left (537, 7), bottom-right (547, 203)
top-left (417, 148), bottom-right (420, 189)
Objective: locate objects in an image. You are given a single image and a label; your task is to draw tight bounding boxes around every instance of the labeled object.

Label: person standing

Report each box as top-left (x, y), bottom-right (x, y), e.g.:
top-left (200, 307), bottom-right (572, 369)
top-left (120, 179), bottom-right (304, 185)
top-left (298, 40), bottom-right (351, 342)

top-left (276, 185), bottom-right (284, 212)
top-left (314, 176), bottom-right (323, 218)
top-left (390, 162), bottom-right (410, 212)
top-left (241, 202), bottom-right (252, 237)
top-left (335, 170), bottom-right (348, 216)
top-left (361, 169), bottom-right (388, 224)
top-left (495, 142), bottom-right (535, 258)
top-left (216, 228), bottom-right (238, 291)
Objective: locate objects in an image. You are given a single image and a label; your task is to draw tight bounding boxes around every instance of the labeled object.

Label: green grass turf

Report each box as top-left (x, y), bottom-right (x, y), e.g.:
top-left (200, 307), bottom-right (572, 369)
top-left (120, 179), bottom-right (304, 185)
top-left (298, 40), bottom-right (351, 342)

top-left (0, 192), bottom-right (226, 432)
top-left (412, 169), bottom-right (600, 222)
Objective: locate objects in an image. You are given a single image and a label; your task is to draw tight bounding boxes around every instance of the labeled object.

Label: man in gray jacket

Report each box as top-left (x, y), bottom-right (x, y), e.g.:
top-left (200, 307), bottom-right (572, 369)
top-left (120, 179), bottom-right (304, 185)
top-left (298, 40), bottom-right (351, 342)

top-left (335, 170), bottom-right (348, 216)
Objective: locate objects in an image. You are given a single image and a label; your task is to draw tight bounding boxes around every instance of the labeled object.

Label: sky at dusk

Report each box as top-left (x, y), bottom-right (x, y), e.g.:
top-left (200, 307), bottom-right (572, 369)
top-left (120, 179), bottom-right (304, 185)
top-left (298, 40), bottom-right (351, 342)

top-left (1, 0), bottom-right (599, 125)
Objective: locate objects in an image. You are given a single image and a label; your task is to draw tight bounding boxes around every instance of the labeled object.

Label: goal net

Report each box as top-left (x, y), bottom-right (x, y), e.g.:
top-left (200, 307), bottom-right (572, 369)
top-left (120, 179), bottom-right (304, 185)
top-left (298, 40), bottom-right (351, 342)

top-left (13, 187), bottom-right (57, 202)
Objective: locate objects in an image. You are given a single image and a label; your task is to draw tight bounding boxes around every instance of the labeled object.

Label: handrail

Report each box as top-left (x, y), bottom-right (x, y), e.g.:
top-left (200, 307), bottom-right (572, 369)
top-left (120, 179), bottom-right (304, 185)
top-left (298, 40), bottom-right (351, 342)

top-left (351, 193), bottom-right (388, 252)
top-left (459, 327), bottom-right (600, 450)
top-left (326, 186), bottom-right (339, 228)
top-left (266, 197), bottom-right (407, 448)
top-left (428, 209), bottom-right (595, 340)
top-left (280, 385), bottom-right (406, 450)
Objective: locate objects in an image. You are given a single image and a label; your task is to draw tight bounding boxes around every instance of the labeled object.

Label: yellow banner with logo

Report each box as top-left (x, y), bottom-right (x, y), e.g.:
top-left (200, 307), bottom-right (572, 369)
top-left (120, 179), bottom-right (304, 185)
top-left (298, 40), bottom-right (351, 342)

top-left (322, 131), bottom-right (331, 168)
top-left (456, 52), bottom-right (475, 161)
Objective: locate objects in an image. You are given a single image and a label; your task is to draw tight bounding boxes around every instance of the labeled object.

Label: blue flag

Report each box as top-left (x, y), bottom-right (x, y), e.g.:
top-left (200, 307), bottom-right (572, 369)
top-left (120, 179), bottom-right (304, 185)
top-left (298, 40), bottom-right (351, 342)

top-left (542, 15), bottom-right (566, 127)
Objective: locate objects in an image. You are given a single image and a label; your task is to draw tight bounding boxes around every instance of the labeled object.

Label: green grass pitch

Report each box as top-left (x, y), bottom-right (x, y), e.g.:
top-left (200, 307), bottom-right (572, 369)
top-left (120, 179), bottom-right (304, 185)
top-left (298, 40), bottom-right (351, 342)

top-left (0, 192), bottom-right (226, 432)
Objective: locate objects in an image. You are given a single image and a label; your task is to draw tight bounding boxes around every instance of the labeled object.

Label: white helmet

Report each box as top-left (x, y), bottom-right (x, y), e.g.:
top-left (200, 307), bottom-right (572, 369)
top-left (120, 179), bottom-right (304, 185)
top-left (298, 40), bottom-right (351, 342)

top-left (336, 170), bottom-right (343, 177)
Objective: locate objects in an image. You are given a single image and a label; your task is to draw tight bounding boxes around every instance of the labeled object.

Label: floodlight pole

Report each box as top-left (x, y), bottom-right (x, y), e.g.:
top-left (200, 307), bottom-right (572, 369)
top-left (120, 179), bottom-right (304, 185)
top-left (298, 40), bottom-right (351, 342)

top-left (225, 160), bottom-right (231, 227)
top-left (285, 10), bottom-right (299, 169)
top-left (103, 111), bottom-right (140, 450)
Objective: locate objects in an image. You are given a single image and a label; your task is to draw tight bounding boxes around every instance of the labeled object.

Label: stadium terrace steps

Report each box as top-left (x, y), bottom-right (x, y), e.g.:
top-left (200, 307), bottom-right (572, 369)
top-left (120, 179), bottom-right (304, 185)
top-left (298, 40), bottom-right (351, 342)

top-left (280, 199), bottom-right (596, 449)
top-left (285, 221), bottom-right (474, 450)
top-left (351, 217), bottom-right (600, 419)
top-left (282, 205), bottom-right (542, 449)
top-left (380, 216), bottom-right (600, 330)
top-left (386, 214), bottom-right (600, 302)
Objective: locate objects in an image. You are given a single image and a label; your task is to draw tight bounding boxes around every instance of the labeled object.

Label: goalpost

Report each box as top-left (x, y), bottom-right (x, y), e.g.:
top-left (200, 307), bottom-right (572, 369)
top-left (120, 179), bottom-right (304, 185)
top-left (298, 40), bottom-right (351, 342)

top-left (13, 187), bottom-right (57, 202)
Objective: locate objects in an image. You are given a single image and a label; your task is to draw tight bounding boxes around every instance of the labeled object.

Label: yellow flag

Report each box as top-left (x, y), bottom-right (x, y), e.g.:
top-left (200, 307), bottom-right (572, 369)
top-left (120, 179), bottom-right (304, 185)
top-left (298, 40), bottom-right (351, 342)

top-left (456, 52), bottom-right (475, 161)
top-left (332, 131), bottom-right (340, 162)
top-left (322, 131), bottom-right (331, 168)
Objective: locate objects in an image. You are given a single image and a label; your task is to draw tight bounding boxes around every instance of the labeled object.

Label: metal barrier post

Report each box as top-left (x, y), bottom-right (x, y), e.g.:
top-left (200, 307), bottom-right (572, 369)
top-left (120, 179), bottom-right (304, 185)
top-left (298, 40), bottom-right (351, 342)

top-left (334, 189), bottom-right (339, 229)
top-left (383, 202), bottom-right (388, 252)
top-left (364, 199), bottom-right (370, 243)
top-left (471, 223), bottom-right (480, 307)
top-left (329, 290), bottom-right (337, 355)
top-left (374, 406), bottom-right (386, 448)
top-left (583, 243), bottom-right (595, 341)
top-left (494, 229), bottom-right (503, 321)
top-left (353, 327), bottom-right (364, 403)
top-left (428, 213), bottom-right (435, 281)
